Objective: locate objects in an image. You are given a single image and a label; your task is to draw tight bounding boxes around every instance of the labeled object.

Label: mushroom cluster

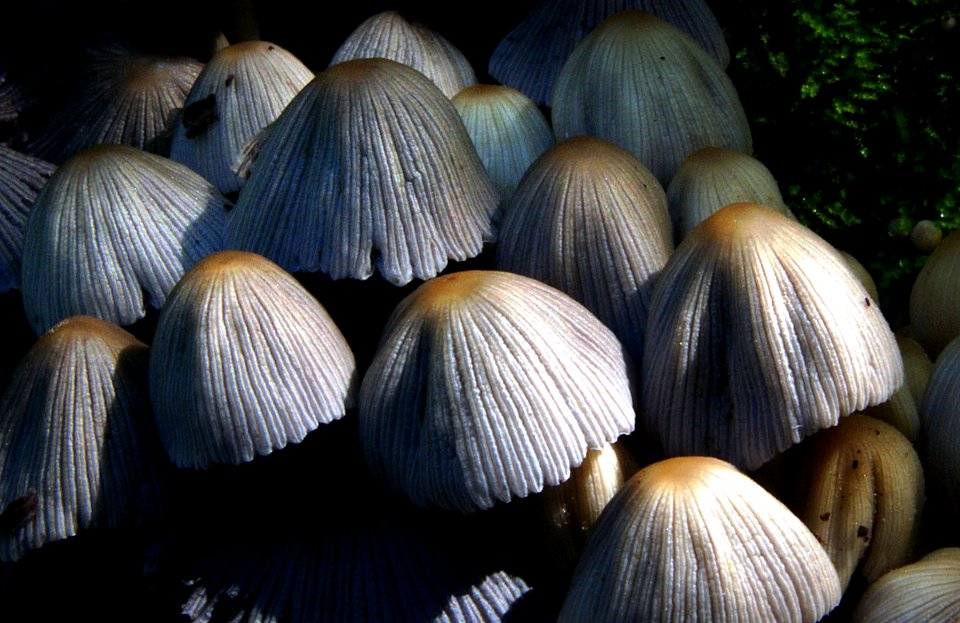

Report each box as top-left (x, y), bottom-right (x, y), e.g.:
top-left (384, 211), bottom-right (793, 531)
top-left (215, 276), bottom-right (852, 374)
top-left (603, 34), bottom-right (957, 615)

top-left (0, 3), bottom-right (953, 621)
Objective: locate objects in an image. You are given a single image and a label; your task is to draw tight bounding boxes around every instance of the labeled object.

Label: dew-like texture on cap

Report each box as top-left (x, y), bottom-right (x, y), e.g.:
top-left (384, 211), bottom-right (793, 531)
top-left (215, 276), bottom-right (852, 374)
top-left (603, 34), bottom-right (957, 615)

top-left (0, 145), bottom-right (55, 292)
top-left (27, 46), bottom-right (202, 163)
top-left (0, 316), bottom-right (165, 562)
top-left (169, 41), bottom-right (314, 195)
top-left (666, 146), bottom-right (791, 242)
top-left (795, 414), bottom-right (923, 591)
top-left (149, 251), bottom-right (356, 469)
top-left (641, 202), bottom-right (903, 470)
top-left (226, 58), bottom-right (499, 286)
top-left (330, 10), bottom-right (477, 99)
top-left (496, 136), bottom-right (672, 364)
top-left (21, 144), bottom-right (229, 335)
top-left (550, 10), bottom-right (751, 185)
top-left (920, 335), bottom-right (960, 516)
top-left (851, 548), bottom-right (960, 623)
top-left (359, 270), bottom-right (636, 512)
top-left (559, 456), bottom-right (842, 623)
top-left (489, 0), bottom-right (729, 105)
top-left (452, 84), bottom-right (554, 204)
top-left (910, 227), bottom-right (960, 358)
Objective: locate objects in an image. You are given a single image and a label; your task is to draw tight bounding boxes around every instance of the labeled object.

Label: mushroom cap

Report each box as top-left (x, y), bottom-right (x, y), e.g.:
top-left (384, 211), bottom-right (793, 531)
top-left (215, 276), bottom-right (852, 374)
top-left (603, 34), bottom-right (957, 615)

top-left (169, 41), bottom-right (314, 195)
top-left (641, 202), bottom-right (903, 469)
top-left (0, 315), bottom-right (165, 562)
top-left (920, 334), bottom-right (960, 516)
top-left (21, 144), bottom-right (229, 335)
top-left (330, 10), bottom-right (477, 98)
top-left (910, 227), bottom-right (960, 358)
top-left (358, 269), bottom-right (636, 512)
top-left (551, 10), bottom-right (751, 184)
top-left (226, 58), bottom-right (499, 286)
top-left (148, 251), bottom-right (357, 469)
top-left (495, 135), bottom-right (673, 363)
top-left (451, 83), bottom-right (555, 204)
top-left (794, 414), bottom-right (924, 590)
top-left (666, 146), bottom-right (792, 242)
top-left (851, 548), bottom-right (960, 623)
top-left (0, 145), bottom-right (55, 292)
top-left (559, 456), bottom-right (842, 622)
top-left (27, 46), bottom-right (202, 163)
top-left (489, 0), bottom-right (729, 105)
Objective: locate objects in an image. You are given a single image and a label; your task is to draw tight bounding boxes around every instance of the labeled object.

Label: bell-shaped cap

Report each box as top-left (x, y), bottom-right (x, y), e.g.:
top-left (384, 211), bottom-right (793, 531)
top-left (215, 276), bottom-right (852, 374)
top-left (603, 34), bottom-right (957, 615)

top-left (0, 145), bottom-right (55, 292)
top-left (451, 84), bottom-right (555, 204)
top-left (169, 41), bottom-right (314, 195)
top-left (359, 270), bottom-right (636, 512)
top-left (330, 10), bottom-right (477, 98)
top-left (920, 334), bottom-right (960, 516)
top-left (0, 316), bottom-right (165, 562)
top-left (641, 202), bottom-right (903, 469)
top-left (666, 146), bottom-right (792, 242)
top-left (794, 414), bottom-right (924, 591)
top-left (489, 0), bottom-right (729, 105)
top-left (27, 45), bottom-right (202, 163)
top-left (910, 227), bottom-right (960, 358)
top-left (149, 251), bottom-right (357, 469)
top-left (21, 144), bottom-right (229, 335)
top-left (851, 548), bottom-right (960, 623)
top-left (226, 58), bottom-right (499, 286)
top-left (496, 136), bottom-right (673, 363)
top-left (551, 10), bottom-right (751, 184)
top-left (559, 456), bottom-right (842, 622)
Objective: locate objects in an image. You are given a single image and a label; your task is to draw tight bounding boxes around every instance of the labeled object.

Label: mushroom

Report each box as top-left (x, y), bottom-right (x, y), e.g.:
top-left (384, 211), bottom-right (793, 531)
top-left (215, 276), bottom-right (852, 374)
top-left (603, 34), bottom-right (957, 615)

top-left (920, 334), bottom-right (960, 517)
top-left (26, 45), bottom-right (202, 163)
top-left (0, 145), bottom-right (55, 292)
top-left (148, 251), bottom-right (357, 469)
top-left (21, 144), bottom-right (229, 335)
top-left (0, 315), bottom-right (166, 562)
top-left (558, 456), bottom-right (842, 622)
top-left (641, 202), bottom-right (903, 469)
top-left (791, 414), bottom-right (924, 591)
top-left (851, 548), bottom-right (960, 623)
top-left (666, 146), bottom-right (793, 243)
top-left (329, 10), bottom-right (477, 98)
top-left (358, 270), bottom-right (636, 512)
top-left (550, 10), bottom-right (751, 185)
top-left (864, 335), bottom-right (928, 441)
top-left (488, 0), bottom-right (729, 105)
top-left (839, 250), bottom-right (881, 304)
top-left (451, 84), bottom-right (555, 205)
top-left (495, 135), bottom-right (673, 364)
top-left (169, 41), bottom-right (314, 195)
top-left (225, 58), bottom-right (499, 286)
top-left (909, 227), bottom-right (960, 358)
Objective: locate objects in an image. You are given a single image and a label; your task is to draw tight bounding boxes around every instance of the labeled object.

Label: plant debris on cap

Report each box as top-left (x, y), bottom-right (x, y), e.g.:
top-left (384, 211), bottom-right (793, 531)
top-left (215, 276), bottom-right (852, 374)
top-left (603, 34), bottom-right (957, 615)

top-left (559, 456), bottom-right (842, 622)
top-left (550, 10), bottom-right (751, 185)
top-left (793, 414), bottom-right (923, 591)
top-left (641, 202), bottom-right (903, 470)
top-left (666, 146), bottom-right (792, 242)
top-left (0, 145), bottom-right (55, 292)
top-left (909, 227), bottom-right (960, 358)
top-left (0, 316), bottom-right (165, 562)
top-left (226, 58), bottom-right (499, 286)
top-left (496, 135), bottom-right (673, 364)
top-left (149, 251), bottom-right (357, 469)
top-left (27, 45), bottom-right (203, 164)
top-left (851, 548), bottom-right (960, 623)
top-left (330, 10), bottom-right (478, 99)
top-left (169, 41), bottom-right (314, 195)
top-left (21, 144), bottom-right (229, 335)
top-left (920, 334), bottom-right (960, 516)
top-left (489, 0), bottom-right (729, 105)
top-left (451, 84), bottom-right (555, 204)
top-left (359, 270), bottom-right (636, 512)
